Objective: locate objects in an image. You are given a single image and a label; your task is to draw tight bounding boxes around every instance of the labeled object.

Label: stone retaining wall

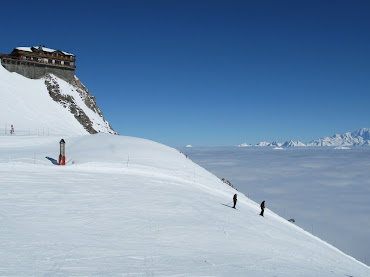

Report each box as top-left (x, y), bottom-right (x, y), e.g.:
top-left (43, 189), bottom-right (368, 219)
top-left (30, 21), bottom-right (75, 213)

top-left (1, 59), bottom-right (74, 82)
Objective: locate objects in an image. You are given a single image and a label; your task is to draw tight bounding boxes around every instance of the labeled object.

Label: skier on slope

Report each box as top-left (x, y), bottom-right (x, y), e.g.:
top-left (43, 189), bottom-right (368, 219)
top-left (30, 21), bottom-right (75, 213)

top-left (232, 194), bottom-right (237, 209)
top-left (260, 200), bottom-right (265, 216)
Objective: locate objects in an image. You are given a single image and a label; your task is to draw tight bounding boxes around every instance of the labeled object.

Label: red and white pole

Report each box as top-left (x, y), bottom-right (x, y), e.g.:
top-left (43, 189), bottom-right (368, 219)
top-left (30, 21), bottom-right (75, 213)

top-left (59, 139), bottom-right (66, 165)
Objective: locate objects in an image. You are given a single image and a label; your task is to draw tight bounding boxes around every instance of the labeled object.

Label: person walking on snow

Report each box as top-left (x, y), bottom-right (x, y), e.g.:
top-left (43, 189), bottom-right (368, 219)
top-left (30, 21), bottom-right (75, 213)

top-left (260, 200), bottom-right (265, 216)
top-left (232, 194), bottom-right (237, 209)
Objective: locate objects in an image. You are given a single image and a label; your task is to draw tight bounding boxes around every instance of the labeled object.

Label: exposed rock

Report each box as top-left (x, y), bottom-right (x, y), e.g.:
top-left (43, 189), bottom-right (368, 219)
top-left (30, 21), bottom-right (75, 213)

top-left (221, 178), bottom-right (237, 190)
top-left (44, 74), bottom-right (117, 135)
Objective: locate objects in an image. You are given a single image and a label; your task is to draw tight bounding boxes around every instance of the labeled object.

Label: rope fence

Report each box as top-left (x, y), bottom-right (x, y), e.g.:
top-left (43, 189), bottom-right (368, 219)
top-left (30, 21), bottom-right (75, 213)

top-left (0, 125), bottom-right (64, 136)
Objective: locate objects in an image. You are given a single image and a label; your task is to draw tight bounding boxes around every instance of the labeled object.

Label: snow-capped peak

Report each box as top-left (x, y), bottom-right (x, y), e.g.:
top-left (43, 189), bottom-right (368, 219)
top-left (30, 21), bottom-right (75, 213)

top-left (256, 141), bottom-right (271, 147)
top-left (308, 128), bottom-right (370, 146)
top-left (281, 140), bottom-right (306, 147)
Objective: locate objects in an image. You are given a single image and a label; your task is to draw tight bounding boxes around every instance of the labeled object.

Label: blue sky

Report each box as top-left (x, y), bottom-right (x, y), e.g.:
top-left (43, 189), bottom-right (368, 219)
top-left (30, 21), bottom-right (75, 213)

top-left (1, 0), bottom-right (370, 146)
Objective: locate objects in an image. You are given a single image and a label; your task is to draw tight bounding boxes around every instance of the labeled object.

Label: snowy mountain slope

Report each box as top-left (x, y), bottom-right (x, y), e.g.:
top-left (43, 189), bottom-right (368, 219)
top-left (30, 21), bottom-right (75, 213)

top-left (256, 141), bottom-right (271, 147)
top-left (238, 140), bottom-right (305, 147)
top-left (254, 141), bottom-right (284, 147)
top-left (308, 128), bottom-right (370, 146)
top-left (281, 140), bottom-right (306, 147)
top-left (0, 134), bottom-right (369, 276)
top-left (0, 63), bottom-right (116, 135)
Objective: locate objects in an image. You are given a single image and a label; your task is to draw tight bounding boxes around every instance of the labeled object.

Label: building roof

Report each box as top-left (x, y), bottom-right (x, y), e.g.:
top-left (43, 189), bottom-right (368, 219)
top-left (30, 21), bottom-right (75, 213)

top-left (16, 46), bottom-right (74, 57)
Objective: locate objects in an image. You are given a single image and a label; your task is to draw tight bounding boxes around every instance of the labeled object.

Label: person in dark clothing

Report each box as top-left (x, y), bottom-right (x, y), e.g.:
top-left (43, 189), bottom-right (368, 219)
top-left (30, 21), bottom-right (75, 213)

top-left (260, 200), bottom-right (265, 216)
top-left (232, 194), bottom-right (237, 209)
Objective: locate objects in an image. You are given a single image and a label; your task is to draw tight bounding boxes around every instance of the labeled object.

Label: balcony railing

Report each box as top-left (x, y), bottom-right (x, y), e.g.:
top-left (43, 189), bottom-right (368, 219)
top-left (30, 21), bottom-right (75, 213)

top-left (2, 56), bottom-right (76, 69)
top-left (17, 50), bottom-right (76, 62)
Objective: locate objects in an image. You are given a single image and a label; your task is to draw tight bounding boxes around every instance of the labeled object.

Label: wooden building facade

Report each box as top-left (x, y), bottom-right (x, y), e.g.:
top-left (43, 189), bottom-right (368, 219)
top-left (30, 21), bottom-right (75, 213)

top-left (0, 46), bottom-right (76, 81)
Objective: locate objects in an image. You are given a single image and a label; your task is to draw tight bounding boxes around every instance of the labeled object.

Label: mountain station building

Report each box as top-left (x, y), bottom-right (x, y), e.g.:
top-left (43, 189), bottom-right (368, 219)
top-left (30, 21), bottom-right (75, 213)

top-left (0, 46), bottom-right (76, 82)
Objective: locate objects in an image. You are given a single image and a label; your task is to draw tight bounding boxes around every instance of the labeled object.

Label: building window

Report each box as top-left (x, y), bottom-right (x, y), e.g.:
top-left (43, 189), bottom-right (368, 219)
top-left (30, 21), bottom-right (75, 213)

top-left (55, 60), bottom-right (60, 65)
top-left (65, 61), bottom-right (70, 66)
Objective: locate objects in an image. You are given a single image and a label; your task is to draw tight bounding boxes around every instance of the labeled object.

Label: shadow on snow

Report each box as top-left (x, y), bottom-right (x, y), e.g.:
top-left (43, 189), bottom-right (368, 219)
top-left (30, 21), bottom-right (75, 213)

top-left (45, 156), bottom-right (58, 165)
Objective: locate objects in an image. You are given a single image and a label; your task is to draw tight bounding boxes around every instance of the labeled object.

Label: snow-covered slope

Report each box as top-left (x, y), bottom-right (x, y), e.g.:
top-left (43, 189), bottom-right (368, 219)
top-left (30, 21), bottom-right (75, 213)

top-left (308, 128), bottom-right (370, 146)
top-left (0, 134), bottom-right (369, 276)
top-left (0, 63), bottom-right (116, 136)
top-left (1, 58), bottom-right (369, 275)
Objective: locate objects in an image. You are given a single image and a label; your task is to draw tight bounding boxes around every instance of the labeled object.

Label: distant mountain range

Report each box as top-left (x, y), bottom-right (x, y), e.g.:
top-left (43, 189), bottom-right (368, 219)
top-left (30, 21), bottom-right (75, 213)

top-left (307, 128), bottom-right (370, 146)
top-left (237, 128), bottom-right (370, 147)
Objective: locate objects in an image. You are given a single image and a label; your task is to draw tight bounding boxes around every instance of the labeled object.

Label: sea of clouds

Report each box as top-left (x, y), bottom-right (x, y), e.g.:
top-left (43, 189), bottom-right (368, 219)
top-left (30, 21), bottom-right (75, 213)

top-left (180, 146), bottom-right (370, 266)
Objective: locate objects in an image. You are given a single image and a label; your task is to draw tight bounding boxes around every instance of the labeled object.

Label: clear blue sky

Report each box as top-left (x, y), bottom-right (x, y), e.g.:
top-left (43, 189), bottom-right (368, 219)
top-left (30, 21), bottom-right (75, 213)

top-left (1, 0), bottom-right (370, 146)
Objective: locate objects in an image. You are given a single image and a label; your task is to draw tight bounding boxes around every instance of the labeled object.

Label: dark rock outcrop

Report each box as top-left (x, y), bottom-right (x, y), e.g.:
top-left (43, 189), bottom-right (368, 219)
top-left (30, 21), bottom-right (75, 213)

top-left (44, 74), bottom-right (117, 135)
